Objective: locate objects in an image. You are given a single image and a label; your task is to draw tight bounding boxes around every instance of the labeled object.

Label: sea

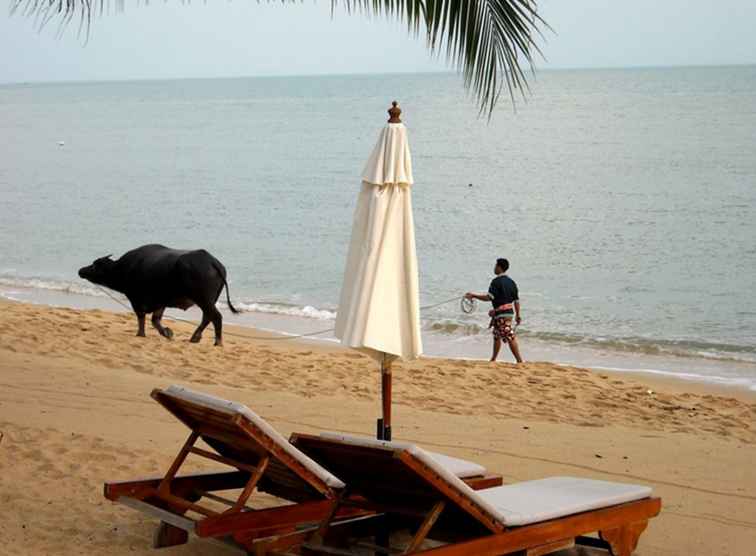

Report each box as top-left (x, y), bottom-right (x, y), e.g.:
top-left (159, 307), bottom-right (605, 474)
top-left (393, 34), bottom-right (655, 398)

top-left (1, 66), bottom-right (755, 390)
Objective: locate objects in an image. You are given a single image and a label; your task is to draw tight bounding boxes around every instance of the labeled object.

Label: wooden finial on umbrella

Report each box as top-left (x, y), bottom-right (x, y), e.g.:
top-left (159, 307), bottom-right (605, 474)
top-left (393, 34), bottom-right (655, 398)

top-left (387, 101), bottom-right (402, 124)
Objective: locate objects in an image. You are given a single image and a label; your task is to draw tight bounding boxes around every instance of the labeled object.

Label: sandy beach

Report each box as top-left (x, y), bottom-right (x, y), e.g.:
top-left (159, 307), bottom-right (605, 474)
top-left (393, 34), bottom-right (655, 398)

top-left (1, 297), bottom-right (755, 555)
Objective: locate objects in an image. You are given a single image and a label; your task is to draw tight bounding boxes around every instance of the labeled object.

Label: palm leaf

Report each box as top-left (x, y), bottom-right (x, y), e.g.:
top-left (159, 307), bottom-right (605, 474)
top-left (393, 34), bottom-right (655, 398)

top-left (8, 0), bottom-right (548, 115)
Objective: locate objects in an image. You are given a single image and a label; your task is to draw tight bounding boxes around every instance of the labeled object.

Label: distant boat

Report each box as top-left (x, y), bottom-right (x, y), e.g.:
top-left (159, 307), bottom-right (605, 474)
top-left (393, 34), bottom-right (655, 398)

top-left (57, 141), bottom-right (65, 147)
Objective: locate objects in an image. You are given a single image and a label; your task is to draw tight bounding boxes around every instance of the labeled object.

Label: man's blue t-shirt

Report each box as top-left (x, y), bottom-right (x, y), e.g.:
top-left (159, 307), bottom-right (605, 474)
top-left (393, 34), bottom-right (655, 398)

top-left (488, 275), bottom-right (519, 313)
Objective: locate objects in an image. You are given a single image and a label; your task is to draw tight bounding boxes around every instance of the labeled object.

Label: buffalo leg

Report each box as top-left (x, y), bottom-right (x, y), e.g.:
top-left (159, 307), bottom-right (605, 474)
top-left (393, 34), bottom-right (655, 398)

top-left (135, 311), bottom-right (147, 337)
top-left (151, 308), bottom-right (173, 340)
top-left (210, 306), bottom-right (223, 347)
top-left (190, 310), bottom-right (212, 344)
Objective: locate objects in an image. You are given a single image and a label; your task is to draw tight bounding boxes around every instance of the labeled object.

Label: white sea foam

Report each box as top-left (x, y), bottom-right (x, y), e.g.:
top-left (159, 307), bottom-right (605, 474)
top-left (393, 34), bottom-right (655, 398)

top-left (0, 275), bottom-right (106, 298)
top-left (0, 274), bottom-right (338, 321)
top-left (235, 302), bottom-right (337, 321)
top-left (585, 365), bottom-right (756, 391)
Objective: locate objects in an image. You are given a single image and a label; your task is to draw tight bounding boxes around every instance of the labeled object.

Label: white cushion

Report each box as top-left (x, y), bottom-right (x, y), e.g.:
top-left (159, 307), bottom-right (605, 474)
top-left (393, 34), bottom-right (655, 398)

top-left (318, 432), bottom-right (487, 478)
top-left (428, 452), bottom-right (487, 479)
top-left (163, 386), bottom-right (345, 489)
top-left (476, 477), bottom-right (653, 526)
top-left (317, 432), bottom-right (652, 527)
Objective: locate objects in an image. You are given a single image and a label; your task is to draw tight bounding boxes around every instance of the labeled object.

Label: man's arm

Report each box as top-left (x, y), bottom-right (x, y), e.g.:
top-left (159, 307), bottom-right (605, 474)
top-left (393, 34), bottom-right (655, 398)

top-left (513, 281), bottom-right (521, 324)
top-left (465, 292), bottom-right (491, 302)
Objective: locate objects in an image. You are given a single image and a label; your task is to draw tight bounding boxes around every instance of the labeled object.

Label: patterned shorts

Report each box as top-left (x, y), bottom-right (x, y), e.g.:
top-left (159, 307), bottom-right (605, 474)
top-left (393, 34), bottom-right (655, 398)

top-left (491, 316), bottom-right (516, 342)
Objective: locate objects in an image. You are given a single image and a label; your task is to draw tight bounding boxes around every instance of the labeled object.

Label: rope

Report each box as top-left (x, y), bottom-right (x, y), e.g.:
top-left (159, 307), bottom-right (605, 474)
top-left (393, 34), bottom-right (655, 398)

top-left (460, 297), bottom-right (477, 314)
top-left (419, 296), bottom-right (464, 312)
top-left (94, 286), bottom-right (471, 342)
top-left (96, 286), bottom-right (334, 341)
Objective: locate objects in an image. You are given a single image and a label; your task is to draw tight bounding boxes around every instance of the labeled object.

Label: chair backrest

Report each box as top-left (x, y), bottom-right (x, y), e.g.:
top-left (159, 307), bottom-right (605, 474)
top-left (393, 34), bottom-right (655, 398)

top-left (153, 386), bottom-right (345, 500)
top-left (318, 432), bottom-right (488, 479)
top-left (290, 432), bottom-right (507, 533)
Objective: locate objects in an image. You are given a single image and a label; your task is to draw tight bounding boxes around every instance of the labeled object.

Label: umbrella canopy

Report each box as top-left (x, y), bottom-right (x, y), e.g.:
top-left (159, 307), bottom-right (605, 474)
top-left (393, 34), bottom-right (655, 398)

top-left (335, 102), bottom-right (422, 439)
top-left (335, 105), bottom-right (423, 361)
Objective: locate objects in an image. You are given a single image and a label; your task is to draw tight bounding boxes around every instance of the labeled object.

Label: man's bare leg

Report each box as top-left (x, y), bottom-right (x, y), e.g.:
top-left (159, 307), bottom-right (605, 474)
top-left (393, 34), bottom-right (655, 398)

top-left (508, 336), bottom-right (524, 363)
top-left (491, 337), bottom-right (502, 362)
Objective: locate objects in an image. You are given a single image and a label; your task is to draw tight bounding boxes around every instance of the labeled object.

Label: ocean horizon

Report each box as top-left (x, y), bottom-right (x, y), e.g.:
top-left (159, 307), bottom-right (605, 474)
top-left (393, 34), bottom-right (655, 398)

top-left (3, 62), bottom-right (756, 87)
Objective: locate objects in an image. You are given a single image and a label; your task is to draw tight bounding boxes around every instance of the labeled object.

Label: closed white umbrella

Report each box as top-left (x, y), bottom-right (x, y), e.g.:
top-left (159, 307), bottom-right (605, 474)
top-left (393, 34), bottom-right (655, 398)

top-left (335, 101), bottom-right (423, 440)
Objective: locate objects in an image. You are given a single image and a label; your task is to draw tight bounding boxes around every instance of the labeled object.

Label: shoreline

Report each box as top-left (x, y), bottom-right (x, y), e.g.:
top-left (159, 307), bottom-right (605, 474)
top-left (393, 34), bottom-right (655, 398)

top-left (2, 294), bottom-right (755, 405)
top-left (3, 282), bottom-right (756, 397)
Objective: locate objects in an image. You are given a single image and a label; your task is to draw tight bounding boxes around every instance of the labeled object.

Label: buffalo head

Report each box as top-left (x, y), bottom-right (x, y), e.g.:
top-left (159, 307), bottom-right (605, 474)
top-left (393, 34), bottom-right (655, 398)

top-left (78, 255), bottom-right (115, 285)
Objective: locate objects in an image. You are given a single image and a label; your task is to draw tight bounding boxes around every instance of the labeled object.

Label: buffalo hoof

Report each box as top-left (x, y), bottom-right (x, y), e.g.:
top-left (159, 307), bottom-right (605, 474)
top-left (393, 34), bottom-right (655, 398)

top-left (214, 339), bottom-right (223, 347)
top-left (190, 335), bottom-right (201, 343)
top-left (136, 332), bottom-right (146, 338)
top-left (163, 328), bottom-right (174, 340)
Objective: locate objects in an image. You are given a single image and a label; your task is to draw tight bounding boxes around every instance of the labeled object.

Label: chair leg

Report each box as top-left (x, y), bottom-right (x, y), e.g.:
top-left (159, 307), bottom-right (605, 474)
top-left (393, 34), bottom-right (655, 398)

top-left (404, 501), bottom-right (445, 554)
top-left (599, 520), bottom-right (649, 556)
top-left (309, 492), bottom-right (347, 546)
top-left (153, 522), bottom-right (189, 548)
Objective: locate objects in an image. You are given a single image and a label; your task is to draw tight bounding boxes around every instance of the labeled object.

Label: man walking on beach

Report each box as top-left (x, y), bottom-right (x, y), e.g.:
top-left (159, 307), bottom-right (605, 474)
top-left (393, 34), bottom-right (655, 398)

top-left (465, 258), bottom-right (523, 363)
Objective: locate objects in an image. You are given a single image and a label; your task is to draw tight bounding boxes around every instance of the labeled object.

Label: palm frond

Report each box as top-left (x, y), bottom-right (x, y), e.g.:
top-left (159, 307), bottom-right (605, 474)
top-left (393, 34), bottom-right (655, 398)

top-left (9, 0), bottom-right (548, 115)
top-left (337, 0), bottom-right (547, 114)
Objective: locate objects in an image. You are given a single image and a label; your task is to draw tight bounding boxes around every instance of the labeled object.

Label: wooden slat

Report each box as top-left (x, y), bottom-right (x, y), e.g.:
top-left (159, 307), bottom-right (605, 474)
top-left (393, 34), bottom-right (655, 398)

top-left (105, 471), bottom-right (250, 501)
top-left (398, 450), bottom-right (504, 534)
top-left (145, 488), bottom-right (219, 518)
top-left (289, 434), bottom-right (500, 520)
top-left (405, 501), bottom-right (446, 554)
top-left (340, 499), bottom-right (433, 519)
top-left (315, 494), bottom-right (345, 540)
top-left (119, 497), bottom-right (196, 532)
top-left (238, 419), bottom-right (334, 498)
top-left (196, 490), bottom-right (246, 509)
top-left (189, 446), bottom-right (260, 474)
top-left (522, 537), bottom-right (574, 556)
top-left (231, 455), bottom-right (270, 512)
top-left (464, 474), bottom-right (503, 490)
top-left (197, 500), bottom-right (349, 538)
top-left (158, 431), bottom-right (199, 496)
top-left (117, 498), bottom-right (247, 554)
top-left (260, 515), bottom-right (384, 555)
top-left (290, 434), bottom-right (445, 506)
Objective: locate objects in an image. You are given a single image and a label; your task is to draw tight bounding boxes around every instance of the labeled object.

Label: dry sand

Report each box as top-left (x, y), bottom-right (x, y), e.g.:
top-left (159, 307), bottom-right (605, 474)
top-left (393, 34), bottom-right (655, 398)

top-left (1, 298), bottom-right (755, 555)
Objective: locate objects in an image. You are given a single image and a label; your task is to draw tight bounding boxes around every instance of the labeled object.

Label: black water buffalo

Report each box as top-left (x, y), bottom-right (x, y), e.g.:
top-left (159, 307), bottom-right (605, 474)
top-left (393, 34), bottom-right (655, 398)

top-left (78, 244), bottom-right (239, 346)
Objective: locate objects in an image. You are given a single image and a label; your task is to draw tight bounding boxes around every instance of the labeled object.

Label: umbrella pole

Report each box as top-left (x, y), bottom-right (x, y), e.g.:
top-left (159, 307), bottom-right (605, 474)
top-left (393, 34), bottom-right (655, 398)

top-left (378, 354), bottom-right (393, 440)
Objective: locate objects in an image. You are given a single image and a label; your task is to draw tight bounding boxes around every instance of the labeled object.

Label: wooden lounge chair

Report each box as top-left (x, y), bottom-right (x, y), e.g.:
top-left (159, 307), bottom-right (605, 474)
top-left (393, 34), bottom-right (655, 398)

top-left (285, 432), bottom-right (662, 556)
top-left (104, 385), bottom-right (358, 552)
top-left (103, 386), bottom-right (503, 553)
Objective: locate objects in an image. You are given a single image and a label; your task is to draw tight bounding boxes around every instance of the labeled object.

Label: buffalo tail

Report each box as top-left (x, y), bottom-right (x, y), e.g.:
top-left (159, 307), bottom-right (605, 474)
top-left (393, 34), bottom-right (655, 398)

top-left (224, 280), bottom-right (240, 314)
top-left (214, 262), bottom-right (241, 314)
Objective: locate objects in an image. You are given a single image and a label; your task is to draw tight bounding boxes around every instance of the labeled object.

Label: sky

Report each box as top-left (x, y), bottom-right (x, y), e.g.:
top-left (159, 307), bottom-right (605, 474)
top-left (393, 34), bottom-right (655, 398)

top-left (1, 0), bottom-right (755, 83)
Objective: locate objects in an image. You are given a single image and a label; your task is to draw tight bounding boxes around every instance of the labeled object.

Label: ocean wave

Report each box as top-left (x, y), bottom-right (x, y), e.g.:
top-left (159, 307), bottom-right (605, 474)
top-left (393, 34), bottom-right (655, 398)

top-left (0, 273), bottom-right (339, 321)
top-left (423, 319), bottom-right (486, 336)
top-left (423, 318), bottom-right (756, 364)
top-left (527, 331), bottom-right (756, 363)
top-left (0, 275), bottom-right (107, 298)
top-left (586, 365), bottom-right (756, 392)
top-left (234, 301), bottom-right (337, 321)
